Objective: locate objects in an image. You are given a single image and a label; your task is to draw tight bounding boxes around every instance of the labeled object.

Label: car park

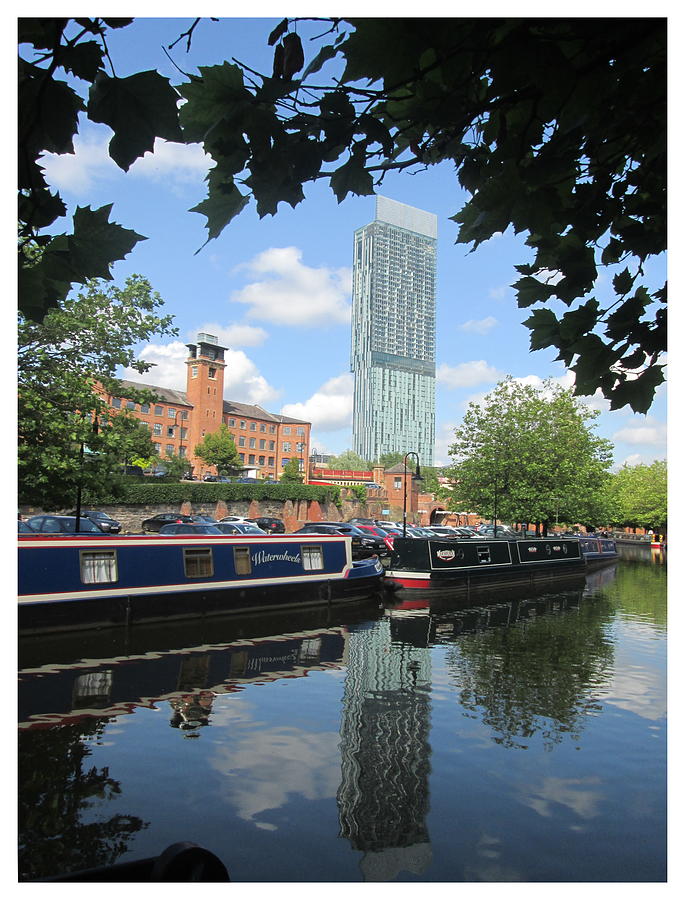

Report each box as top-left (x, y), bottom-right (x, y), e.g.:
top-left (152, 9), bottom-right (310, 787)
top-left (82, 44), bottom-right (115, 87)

top-left (26, 515), bottom-right (106, 534)
top-left (214, 522), bottom-right (268, 535)
top-left (294, 523), bottom-right (387, 560)
top-left (141, 513), bottom-right (194, 532)
top-left (158, 523), bottom-right (224, 535)
top-left (67, 509), bottom-right (122, 533)
top-left (251, 516), bottom-right (285, 534)
top-left (189, 514), bottom-right (218, 524)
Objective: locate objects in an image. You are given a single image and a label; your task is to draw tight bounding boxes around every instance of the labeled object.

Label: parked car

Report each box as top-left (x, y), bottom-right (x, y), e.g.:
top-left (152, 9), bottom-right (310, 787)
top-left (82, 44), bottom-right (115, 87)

top-left (159, 523), bottom-right (223, 535)
top-left (219, 515), bottom-right (253, 524)
top-left (251, 516), bottom-right (285, 534)
top-left (119, 464), bottom-right (144, 476)
top-left (346, 518), bottom-right (377, 526)
top-left (294, 523), bottom-right (386, 560)
top-left (189, 514), bottom-right (218, 524)
top-left (18, 520), bottom-right (35, 533)
top-left (214, 522), bottom-right (268, 535)
top-left (355, 523), bottom-right (395, 551)
top-left (478, 525), bottom-right (519, 539)
top-left (141, 513), bottom-right (194, 532)
top-left (427, 526), bottom-right (463, 539)
top-left (67, 509), bottom-right (121, 533)
top-left (26, 515), bottom-right (105, 534)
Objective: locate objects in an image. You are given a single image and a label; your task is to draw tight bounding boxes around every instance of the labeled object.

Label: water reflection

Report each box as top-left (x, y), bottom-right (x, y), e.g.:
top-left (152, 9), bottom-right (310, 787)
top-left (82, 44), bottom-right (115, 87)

top-left (18, 560), bottom-right (667, 882)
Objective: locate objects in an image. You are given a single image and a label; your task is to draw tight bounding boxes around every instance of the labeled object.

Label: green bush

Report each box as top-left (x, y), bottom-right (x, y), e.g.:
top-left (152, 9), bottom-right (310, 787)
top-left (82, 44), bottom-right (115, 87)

top-left (84, 481), bottom-right (342, 506)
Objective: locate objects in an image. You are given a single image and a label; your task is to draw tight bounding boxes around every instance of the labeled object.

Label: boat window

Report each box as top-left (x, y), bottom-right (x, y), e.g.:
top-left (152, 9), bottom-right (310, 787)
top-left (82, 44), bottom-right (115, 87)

top-left (184, 548), bottom-right (213, 578)
top-left (302, 545), bottom-right (324, 570)
top-left (234, 546), bottom-right (252, 575)
top-left (476, 545), bottom-right (491, 564)
top-left (80, 550), bottom-right (118, 584)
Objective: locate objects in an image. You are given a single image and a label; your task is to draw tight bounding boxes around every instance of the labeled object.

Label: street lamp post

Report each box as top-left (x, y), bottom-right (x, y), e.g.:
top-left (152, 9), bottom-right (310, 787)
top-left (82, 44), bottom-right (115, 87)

top-left (402, 452), bottom-right (422, 537)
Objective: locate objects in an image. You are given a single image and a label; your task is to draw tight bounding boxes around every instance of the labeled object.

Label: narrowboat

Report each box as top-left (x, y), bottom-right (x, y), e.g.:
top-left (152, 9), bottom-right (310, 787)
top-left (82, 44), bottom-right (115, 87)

top-left (384, 536), bottom-right (586, 596)
top-left (576, 535), bottom-right (619, 567)
top-left (18, 533), bottom-right (385, 634)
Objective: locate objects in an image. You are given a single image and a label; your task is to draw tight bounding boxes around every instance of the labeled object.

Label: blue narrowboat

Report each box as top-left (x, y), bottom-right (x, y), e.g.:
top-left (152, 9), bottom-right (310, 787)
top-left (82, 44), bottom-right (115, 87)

top-left (384, 536), bottom-right (587, 596)
top-left (18, 533), bottom-right (385, 634)
top-left (576, 535), bottom-right (619, 566)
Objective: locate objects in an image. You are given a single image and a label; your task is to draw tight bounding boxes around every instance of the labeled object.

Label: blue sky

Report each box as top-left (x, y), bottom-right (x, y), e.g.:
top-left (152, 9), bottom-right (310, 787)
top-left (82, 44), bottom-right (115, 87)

top-left (34, 15), bottom-right (668, 470)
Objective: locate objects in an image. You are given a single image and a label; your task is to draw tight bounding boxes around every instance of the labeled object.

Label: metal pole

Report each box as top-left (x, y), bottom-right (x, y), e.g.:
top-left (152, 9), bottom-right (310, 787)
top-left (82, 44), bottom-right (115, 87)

top-left (403, 454), bottom-right (408, 537)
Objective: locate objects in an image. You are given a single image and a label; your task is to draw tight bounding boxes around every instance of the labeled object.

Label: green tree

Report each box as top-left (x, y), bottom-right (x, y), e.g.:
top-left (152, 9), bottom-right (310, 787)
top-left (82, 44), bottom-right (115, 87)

top-left (193, 424), bottom-right (242, 475)
top-left (19, 18), bottom-right (666, 413)
top-left (447, 377), bottom-right (614, 530)
top-left (327, 449), bottom-right (370, 469)
top-left (607, 459), bottom-right (667, 532)
top-left (280, 457), bottom-right (304, 483)
top-left (18, 275), bottom-right (177, 508)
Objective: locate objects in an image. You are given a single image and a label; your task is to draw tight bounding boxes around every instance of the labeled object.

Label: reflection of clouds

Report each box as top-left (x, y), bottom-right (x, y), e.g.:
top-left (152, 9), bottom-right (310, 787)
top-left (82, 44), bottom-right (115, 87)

top-left (209, 720), bottom-right (341, 828)
top-left (464, 834), bottom-right (523, 882)
top-left (523, 776), bottom-right (603, 820)
top-left (602, 666), bottom-right (666, 721)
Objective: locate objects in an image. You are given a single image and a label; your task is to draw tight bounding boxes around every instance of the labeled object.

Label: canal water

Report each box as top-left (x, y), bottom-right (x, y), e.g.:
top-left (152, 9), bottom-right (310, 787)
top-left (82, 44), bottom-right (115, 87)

top-left (18, 549), bottom-right (667, 882)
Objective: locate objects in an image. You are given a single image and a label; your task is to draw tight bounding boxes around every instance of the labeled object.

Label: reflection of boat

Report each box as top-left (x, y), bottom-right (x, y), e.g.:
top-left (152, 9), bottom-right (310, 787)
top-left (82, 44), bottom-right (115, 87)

top-left (18, 533), bottom-right (385, 635)
top-left (384, 537), bottom-right (585, 597)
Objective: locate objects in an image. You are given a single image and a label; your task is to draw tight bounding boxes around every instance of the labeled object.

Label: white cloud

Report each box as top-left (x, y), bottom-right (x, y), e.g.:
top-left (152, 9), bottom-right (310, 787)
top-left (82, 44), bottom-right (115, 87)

top-left (231, 247), bottom-right (351, 326)
top-left (459, 316), bottom-right (498, 335)
top-left (40, 132), bottom-right (209, 195)
top-left (433, 421), bottom-right (457, 467)
top-left (437, 360), bottom-right (503, 389)
top-left (611, 419), bottom-right (667, 447)
top-left (121, 339), bottom-right (280, 406)
top-left (280, 373), bottom-right (353, 433)
top-left (192, 323), bottom-right (269, 348)
top-left (488, 285), bottom-right (511, 300)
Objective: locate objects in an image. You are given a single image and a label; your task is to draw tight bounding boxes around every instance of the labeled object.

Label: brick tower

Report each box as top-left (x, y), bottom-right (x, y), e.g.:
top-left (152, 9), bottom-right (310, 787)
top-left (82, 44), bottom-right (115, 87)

top-left (185, 333), bottom-right (227, 474)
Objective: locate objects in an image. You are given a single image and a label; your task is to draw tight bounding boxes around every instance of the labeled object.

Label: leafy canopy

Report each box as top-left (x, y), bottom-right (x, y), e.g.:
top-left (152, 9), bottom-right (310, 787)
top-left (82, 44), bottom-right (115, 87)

top-left (18, 274), bottom-right (178, 508)
top-left (280, 457), bottom-right (304, 483)
top-left (605, 459), bottom-right (667, 530)
top-left (447, 377), bottom-right (614, 526)
top-left (19, 18), bottom-right (666, 412)
top-left (193, 424), bottom-right (242, 475)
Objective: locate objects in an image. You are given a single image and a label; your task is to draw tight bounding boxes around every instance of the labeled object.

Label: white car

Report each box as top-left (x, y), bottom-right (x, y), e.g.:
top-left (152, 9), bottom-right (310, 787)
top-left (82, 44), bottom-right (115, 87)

top-left (219, 515), bottom-right (254, 524)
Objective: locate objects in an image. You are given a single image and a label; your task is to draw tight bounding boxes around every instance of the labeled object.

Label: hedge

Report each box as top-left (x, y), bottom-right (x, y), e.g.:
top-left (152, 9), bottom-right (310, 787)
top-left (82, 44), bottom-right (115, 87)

top-left (84, 481), bottom-right (342, 506)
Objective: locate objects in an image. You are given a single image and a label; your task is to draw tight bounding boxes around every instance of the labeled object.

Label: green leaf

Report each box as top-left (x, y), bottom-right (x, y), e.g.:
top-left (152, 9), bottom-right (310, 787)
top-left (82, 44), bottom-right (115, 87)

top-left (513, 276), bottom-right (556, 308)
top-left (69, 205), bottom-right (147, 280)
top-left (268, 18), bottom-right (289, 46)
top-left (330, 153), bottom-right (374, 202)
top-left (608, 365), bottom-right (665, 414)
top-left (59, 40), bottom-right (104, 81)
top-left (612, 267), bottom-right (634, 296)
top-left (302, 44), bottom-right (339, 78)
top-left (558, 299), bottom-right (600, 343)
top-left (88, 71), bottom-right (182, 171)
top-left (523, 308), bottom-right (560, 351)
top-left (190, 177), bottom-right (249, 241)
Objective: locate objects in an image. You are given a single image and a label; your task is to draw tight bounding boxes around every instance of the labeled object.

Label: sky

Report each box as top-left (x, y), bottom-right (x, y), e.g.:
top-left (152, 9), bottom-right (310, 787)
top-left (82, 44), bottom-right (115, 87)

top-left (28, 13), bottom-right (669, 470)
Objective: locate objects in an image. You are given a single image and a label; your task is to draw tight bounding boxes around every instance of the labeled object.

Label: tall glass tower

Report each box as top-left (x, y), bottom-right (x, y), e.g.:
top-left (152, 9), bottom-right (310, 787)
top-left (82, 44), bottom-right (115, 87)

top-left (351, 196), bottom-right (436, 465)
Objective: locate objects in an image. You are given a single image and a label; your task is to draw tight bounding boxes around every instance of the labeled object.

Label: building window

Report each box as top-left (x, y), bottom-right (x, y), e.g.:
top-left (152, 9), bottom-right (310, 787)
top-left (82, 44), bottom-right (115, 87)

top-left (191, 366), bottom-right (198, 378)
top-left (179, 446), bottom-right (186, 458)
top-left (167, 426), bottom-right (175, 437)
top-left (208, 367), bottom-right (216, 379)
top-left (154, 405), bottom-right (163, 416)
top-left (181, 410), bottom-right (189, 420)
top-left (283, 426), bottom-right (291, 434)
top-left (228, 418), bottom-right (235, 427)
top-left (168, 408), bottom-right (176, 418)
top-left (154, 443), bottom-right (161, 454)
top-left (296, 426), bottom-right (305, 435)
top-left (111, 397), bottom-right (121, 408)
top-left (234, 547), bottom-right (251, 575)
top-left (302, 545), bottom-right (324, 571)
top-left (260, 424), bottom-right (266, 432)
top-left (282, 458), bottom-right (289, 468)
top-left (269, 441), bottom-right (275, 451)
top-left (166, 444), bottom-right (174, 455)
top-left (184, 548), bottom-right (213, 578)
top-left (238, 436), bottom-right (246, 447)
top-left (140, 403), bottom-right (150, 414)
top-left (249, 422), bottom-right (256, 431)
top-left (283, 442), bottom-right (291, 452)
top-left (394, 477), bottom-right (402, 489)
top-left (249, 438), bottom-right (256, 449)
top-left (126, 400), bottom-right (136, 410)
top-left (153, 423), bottom-right (162, 436)
top-left (258, 456), bottom-right (265, 465)
top-left (248, 454), bottom-right (255, 464)
top-left (180, 427), bottom-right (188, 439)
top-left (259, 440), bottom-right (266, 450)
top-left (269, 425), bottom-right (276, 433)
top-left (240, 420), bottom-right (246, 429)
top-left (268, 457), bottom-right (274, 466)
top-left (239, 453), bottom-right (245, 462)
top-left (80, 550), bottom-right (118, 584)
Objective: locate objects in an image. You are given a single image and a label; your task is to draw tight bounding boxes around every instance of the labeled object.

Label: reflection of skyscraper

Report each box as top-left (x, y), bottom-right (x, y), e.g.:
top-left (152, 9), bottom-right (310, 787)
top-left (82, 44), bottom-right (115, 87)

top-left (337, 620), bottom-right (433, 881)
top-left (351, 196), bottom-right (437, 464)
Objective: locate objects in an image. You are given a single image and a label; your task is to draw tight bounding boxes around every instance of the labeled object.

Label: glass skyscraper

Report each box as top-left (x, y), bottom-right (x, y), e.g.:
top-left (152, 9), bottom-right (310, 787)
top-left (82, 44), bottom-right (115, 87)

top-left (351, 196), bottom-right (437, 465)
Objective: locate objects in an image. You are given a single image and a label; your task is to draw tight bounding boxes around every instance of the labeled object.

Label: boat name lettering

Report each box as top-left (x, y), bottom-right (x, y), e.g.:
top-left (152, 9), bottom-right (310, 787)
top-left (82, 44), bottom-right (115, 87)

top-left (436, 549), bottom-right (456, 561)
top-left (252, 549), bottom-right (302, 566)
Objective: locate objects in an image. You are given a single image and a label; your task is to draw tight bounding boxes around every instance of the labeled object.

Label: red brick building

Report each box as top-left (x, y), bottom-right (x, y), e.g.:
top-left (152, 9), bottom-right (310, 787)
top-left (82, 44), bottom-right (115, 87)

top-left (103, 333), bottom-right (311, 480)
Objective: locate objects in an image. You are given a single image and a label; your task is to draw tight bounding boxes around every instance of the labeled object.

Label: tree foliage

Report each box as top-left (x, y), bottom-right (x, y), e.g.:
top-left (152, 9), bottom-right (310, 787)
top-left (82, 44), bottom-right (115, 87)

top-left (280, 457), bottom-right (304, 483)
top-left (326, 449), bottom-right (371, 470)
top-left (18, 275), bottom-right (177, 507)
top-left (447, 377), bottom-right (614, 527)
top-left (606, 459), bottom-right (667, 530)
top-left (19, 17), bottom-right (666, 412)
top-left (193, 423), bottom-right (242, 475)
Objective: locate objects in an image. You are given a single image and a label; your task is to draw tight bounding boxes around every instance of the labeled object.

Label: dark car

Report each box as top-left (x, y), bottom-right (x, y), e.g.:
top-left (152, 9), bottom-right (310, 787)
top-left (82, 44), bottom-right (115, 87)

top-left (26, 515), bottom-right (105, 534)
top-left (190, 514), bottom-right (218, 524)
top-left (294, 523), bottom-right (386, 560)
top-left (252, 516), bottom-right (285, 534)
top-left (67, 509), bottom-right (122, 533)
top-left (346, 517), bottom-right (377, 526)
top-left (158, 523), bottom-right (224, 535)
top-left (141, 513), bottom-right (194, 532)
top-left (214, 522), bottom-right (268, 536)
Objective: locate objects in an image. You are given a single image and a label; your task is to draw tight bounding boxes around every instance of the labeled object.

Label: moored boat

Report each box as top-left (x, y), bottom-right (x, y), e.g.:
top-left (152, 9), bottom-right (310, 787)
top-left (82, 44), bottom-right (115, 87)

top-left (576, 535), bottom-right (619, 567)
top-left (384, 536), bottom-right (588, 596)
top-left (18, 533), bottom-right (385, 634)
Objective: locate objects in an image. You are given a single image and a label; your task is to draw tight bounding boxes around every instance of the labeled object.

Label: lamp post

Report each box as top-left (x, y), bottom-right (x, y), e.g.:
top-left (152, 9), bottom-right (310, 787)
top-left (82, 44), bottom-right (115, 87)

top-left (402, 452), bottom-right (422, 537)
